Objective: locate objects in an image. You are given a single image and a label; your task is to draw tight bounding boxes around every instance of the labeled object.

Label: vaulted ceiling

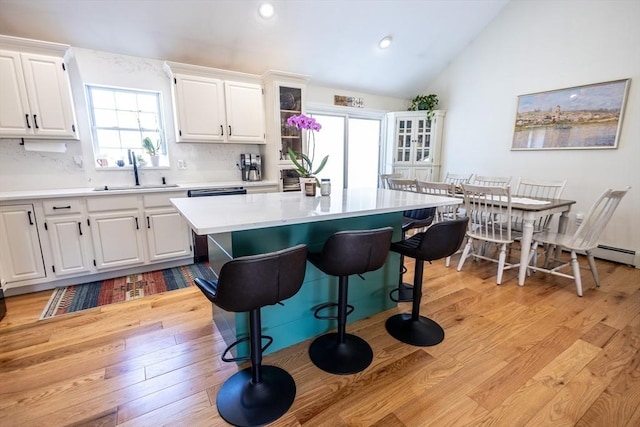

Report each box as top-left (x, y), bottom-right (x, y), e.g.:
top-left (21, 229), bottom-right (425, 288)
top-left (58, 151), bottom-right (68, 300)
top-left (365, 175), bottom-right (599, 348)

top-left (0, 0), bottom-right (509, 99)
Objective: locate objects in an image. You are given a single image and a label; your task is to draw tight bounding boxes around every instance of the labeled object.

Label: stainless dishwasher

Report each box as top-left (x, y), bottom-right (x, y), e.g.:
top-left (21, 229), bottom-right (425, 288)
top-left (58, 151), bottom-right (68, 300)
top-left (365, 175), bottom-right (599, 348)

top-left (187, 187), bottom-right (247, 262)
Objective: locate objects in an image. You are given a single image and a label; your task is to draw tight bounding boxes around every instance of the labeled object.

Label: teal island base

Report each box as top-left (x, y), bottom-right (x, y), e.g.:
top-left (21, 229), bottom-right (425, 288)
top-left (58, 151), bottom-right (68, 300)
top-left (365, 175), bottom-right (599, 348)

top-left (207, 212), bottom-right (403, 358)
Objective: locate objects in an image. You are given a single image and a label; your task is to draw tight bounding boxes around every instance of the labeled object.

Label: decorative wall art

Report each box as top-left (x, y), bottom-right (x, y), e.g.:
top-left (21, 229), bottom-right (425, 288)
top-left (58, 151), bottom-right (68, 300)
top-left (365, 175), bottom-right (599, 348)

top-left (511, 79), bottom-right (630, 150)
top-left (334, 95), bottom-right (364, 108)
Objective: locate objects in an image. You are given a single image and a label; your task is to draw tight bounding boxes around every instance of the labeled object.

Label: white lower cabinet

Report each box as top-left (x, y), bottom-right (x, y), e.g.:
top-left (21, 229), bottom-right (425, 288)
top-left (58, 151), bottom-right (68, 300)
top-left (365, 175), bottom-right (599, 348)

top-left (89, 209), bottom-right (146, 270)
top-left (1, 192), bottom-right (193, 293)
top-left (0, 204), bottom-right (46, 283)
top-left (87, 195), bottom-right (145, 270)
top-left (145, 208), bottom-right (191, 261)
top-left (86, 192), bottom-right (191, 271)
top-left (42, 199), bottom-right (94, 277)
top-left (143, 192), bottom-right (192, 262)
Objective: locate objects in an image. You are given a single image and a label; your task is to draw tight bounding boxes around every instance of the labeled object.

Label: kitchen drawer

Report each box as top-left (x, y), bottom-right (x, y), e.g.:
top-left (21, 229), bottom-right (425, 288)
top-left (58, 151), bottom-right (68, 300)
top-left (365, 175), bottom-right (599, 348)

top-left (42, 199), bottom-right (83, 215)
top-left (86, 195), bottom-right (138, 212)
top-left (143, 192), bottom-right (187, 208)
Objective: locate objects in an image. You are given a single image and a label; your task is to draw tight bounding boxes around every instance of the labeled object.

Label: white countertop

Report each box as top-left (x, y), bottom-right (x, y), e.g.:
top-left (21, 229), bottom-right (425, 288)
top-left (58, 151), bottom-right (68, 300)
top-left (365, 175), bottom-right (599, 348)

top-left (0, 180), bottom-right (278, 202)
top-left (171, 188), bottom-right (462, 235)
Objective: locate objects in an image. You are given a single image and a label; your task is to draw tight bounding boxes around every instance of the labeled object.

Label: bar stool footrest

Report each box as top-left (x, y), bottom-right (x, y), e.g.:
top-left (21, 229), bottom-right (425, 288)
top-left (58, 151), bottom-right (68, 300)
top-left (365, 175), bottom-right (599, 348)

top-left (389, 282), bottom-right (415, 303)
top-left (313, 302), bottom-right (355, 320)
top-left (221, 335), bottom-right (274, 363)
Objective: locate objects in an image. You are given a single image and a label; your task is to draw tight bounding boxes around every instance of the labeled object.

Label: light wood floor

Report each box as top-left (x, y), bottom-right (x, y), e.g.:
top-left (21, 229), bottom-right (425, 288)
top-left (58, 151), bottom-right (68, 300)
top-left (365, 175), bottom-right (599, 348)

top-left (1, 253), bottom-right (639, 426)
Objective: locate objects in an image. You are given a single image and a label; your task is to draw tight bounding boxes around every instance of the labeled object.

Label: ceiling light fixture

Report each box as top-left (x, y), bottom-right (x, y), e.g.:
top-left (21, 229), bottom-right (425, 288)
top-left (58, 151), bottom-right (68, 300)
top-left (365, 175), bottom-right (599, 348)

top-left (379, 36), bottom-right (392, 49)
top-left (258, 2), bottom-right (275, 19)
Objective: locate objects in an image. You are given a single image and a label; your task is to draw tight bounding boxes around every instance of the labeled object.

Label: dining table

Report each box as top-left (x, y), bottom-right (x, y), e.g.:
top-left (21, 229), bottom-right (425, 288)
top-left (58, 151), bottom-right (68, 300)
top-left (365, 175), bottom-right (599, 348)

top-left (509, 197), bottom-right (576, 285)
top-left (449, 185), bottom-right (576, 285)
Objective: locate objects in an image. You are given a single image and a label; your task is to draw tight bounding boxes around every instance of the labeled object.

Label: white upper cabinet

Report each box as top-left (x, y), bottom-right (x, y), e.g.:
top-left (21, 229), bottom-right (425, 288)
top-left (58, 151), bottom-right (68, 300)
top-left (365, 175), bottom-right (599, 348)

top-left (224, 80), bottom-right (265, 142)
top-left (0, 36), bottom-right (78, 139)
top-left (173, 74), bottom-right (226, 141)
top-left (165, 61), bottom-right (265, 144)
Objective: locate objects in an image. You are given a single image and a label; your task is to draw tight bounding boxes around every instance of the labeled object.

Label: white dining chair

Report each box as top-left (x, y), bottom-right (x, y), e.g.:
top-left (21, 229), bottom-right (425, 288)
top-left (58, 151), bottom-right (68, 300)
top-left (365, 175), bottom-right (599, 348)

top-left (471, 175), bottom-right (513, 187)
top-left (415, 180), bottom-right (456, 223)
top-left (527, 186), bottom-right (630, 296)
top-left (387, 178), bottom-right (417, 192)
top-left (380, 173), bottom-right (403, 189)
top-left (443, 172), bottom-right (473, 186)
top-left (513, 178), bottom-right (567, 234)
top-left (456, 183), bottom-right (518, 284)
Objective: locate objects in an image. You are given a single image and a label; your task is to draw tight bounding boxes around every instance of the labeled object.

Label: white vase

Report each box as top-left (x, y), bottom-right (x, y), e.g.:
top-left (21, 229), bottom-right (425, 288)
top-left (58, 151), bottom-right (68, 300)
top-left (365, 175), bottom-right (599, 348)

top-left (150, 155), bottom-right (160, 167)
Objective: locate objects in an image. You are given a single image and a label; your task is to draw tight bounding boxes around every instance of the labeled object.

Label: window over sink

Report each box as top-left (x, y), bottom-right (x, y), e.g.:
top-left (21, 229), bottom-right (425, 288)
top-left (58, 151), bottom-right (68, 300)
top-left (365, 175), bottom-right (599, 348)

top-left (86, 85), bottom-right (168, 168)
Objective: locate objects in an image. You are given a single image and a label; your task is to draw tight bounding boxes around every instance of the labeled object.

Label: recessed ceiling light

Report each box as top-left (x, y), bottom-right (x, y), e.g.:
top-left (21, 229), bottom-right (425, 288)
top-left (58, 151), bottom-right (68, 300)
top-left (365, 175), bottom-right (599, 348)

top-left (379, 36), bottom-right (392, 49)
top-left (258, 3), bottom-right (275, 19)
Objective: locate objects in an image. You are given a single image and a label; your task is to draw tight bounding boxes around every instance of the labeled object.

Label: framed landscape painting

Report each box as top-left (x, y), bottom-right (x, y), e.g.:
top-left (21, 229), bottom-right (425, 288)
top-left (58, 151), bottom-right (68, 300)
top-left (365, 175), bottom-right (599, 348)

top-left (511, 79), bottom-right (630, 150)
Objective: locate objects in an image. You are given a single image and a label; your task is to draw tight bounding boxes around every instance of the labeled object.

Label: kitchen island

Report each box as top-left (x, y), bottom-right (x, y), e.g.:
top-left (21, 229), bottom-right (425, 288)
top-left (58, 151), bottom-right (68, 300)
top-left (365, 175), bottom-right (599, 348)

top-left (171, 188), bottom-right (461, 355)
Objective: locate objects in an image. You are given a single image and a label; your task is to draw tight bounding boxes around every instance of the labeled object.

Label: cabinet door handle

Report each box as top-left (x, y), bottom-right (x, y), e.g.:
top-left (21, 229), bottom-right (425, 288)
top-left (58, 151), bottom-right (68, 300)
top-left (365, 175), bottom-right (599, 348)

top-left (146, 216), bottom-right (151, 229)
top-left (228, 125), bottom-right (232, 136)
top-left (78, 222), bottom-right (83, 235)
top-left (135, 217), bottom-right (139, 230)
top-left (53, 205), bottom-right (71, 210)
top-left (220, 125), bottom-right (224, 136)
top-left (33, 115), bottom-right (39, 129)
top-left (27, 211), bottom-right (34, 225)
top-left (25, 114), bottom-right (31, 129)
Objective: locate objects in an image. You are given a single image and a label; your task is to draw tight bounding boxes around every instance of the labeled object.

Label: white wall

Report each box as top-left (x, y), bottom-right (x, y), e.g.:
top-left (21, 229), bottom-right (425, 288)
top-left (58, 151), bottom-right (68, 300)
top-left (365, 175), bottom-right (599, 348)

top-left (0, 48), bottom-right (407, 192)
top-left (426, 0), bottom-right (640, 260)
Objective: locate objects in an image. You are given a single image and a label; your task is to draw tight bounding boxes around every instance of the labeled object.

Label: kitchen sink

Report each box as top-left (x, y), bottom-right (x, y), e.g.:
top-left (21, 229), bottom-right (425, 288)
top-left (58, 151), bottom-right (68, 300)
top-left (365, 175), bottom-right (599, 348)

top-left (93, 184), bottom-right (180, 191)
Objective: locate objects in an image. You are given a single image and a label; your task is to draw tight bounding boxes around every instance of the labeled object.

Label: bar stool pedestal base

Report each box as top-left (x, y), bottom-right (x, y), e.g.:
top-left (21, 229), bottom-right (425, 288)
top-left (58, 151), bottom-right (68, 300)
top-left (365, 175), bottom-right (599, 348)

top-left (385, 313), bottom-right (445, 347)
top-left (216, 366), bottom-right (295, 427)
top-left (309, 333), bottom-right (373, 375)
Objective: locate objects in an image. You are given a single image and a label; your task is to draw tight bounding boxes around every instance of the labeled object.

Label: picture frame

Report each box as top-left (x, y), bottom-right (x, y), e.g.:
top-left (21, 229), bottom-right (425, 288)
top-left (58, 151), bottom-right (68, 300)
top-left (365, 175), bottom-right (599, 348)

top-left (511, 79), bottom-right (630, 150)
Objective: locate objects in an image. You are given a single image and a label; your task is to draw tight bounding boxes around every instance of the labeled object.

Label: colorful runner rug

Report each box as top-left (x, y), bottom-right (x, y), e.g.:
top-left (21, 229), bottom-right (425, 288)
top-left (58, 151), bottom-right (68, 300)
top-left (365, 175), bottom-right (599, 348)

top-left (40, 263), bottom-right (214, 319)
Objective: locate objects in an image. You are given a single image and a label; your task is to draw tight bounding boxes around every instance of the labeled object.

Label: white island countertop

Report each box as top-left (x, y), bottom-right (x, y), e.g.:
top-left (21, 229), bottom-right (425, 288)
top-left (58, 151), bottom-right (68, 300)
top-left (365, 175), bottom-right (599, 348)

top-left (171, 188), bottom-right (461, 235)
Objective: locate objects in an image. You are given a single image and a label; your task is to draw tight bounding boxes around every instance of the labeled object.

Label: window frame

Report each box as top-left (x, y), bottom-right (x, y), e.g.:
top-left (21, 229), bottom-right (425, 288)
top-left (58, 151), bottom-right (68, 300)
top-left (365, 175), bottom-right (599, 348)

top-left (85, 84), bottom-right (167, 168)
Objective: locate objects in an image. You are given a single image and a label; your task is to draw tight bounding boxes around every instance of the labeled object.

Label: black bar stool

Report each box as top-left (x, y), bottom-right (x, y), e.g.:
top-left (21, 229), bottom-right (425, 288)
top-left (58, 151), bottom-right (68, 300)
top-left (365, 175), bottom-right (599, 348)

top-left (307, 227), bottom-right (393, 375)
top-left (193, 244), bottom-right (308, 427)
top-left (386, 218), bottom-right (468, 346)
top-left (391, 209), bottom-right (436, 302)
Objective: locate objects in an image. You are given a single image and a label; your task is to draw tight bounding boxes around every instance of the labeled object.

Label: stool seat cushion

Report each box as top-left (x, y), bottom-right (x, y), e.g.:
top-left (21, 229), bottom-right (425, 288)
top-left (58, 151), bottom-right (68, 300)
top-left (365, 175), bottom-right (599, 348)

top-left (391, 218), bottom-right (468, 262)
top-left (308, 227), bottom-right (393, 277)
top-left (402, 208), bottom-right (436, 233)
top-left (201, 244), bottom-right (308, 313)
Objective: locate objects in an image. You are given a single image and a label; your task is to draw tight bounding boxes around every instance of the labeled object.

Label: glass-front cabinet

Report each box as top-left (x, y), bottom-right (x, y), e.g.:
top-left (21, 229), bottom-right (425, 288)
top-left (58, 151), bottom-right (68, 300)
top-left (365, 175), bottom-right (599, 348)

top-left (278, 86), bottom-right (303, 160)
top-left (395, 117), bottom-right (432, 163)
top-left (262, 71), bottom-right (309, 190)
top-left (389, 110), bottom-right (445, 182)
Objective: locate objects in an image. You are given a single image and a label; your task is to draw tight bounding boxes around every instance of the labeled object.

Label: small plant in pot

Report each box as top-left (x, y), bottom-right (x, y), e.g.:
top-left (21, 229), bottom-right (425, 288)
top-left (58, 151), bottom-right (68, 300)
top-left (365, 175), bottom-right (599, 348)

top-left (408, 94), bottom-right (439, 120)
top-left (142, 137), bottom-right (161, 167)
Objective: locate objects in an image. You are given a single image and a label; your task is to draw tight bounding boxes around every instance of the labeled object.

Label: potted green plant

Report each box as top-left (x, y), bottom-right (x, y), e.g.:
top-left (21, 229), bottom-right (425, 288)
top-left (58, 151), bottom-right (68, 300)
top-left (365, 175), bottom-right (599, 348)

top-left (286, 114), bottom-right (328, 195)
top-left (408, 94), bottom-right (439, 120)
top-left (142, 137), bottom-right (161, 167)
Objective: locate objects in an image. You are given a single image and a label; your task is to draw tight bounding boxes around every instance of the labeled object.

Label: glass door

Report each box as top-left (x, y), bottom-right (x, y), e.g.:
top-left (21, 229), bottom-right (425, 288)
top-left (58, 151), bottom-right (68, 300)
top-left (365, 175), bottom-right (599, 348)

top-left (414, 118), bottom-right (432, 163)
top-left (347, 118), bottom-right (381, 188)
top-left (278, 86), bottom-right (302, 160)
top-left (310, 113), bottom-right (382, 189)
top-left (395, 118), bottom-right (412, 163)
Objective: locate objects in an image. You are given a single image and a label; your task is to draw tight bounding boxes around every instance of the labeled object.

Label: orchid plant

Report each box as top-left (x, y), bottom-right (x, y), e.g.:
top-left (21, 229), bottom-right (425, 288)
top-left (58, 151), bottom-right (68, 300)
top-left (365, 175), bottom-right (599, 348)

top-left (286, 114), bottom-right (328, 180)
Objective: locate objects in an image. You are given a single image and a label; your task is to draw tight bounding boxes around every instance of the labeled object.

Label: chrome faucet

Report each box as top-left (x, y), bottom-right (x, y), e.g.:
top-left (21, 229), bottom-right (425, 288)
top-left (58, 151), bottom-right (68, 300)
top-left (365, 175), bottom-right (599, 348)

top-left (128, 149), bottom-right (140, 186)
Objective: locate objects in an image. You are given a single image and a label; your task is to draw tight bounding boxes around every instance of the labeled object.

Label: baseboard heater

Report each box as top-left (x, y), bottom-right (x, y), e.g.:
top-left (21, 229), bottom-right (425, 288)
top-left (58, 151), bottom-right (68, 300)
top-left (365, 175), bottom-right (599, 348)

top-left (591, 245), bottom-right (637, 267)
